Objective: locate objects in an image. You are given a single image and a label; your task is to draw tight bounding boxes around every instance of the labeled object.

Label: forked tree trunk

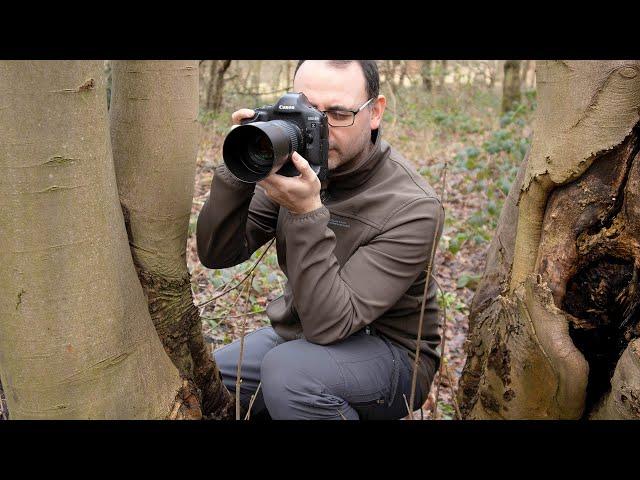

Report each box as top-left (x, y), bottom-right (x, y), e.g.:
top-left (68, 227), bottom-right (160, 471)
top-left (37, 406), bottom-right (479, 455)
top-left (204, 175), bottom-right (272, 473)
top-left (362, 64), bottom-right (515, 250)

top-left (501, 60), bottom-right (522, 113)
top-left (109, 61), bottom-right (235, 419)
top-left (459, 60), bottom-right (640, 419)
top-left (0, 61), bottom-right (189, 419)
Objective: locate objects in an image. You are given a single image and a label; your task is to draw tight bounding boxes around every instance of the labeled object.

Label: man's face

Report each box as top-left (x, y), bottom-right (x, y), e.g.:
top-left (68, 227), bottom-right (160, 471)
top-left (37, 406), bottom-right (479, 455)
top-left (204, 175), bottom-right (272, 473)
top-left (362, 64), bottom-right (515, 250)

top-left (293, 61), bottom-right (386, 171)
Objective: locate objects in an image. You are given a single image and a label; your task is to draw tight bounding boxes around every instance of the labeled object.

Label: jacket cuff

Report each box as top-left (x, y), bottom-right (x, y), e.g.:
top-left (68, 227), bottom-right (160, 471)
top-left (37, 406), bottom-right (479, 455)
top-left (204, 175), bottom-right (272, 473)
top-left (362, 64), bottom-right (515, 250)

top-left (215, 163), bottom-right (255, 190)
top-left (284, 205), bottom-right (329, 223)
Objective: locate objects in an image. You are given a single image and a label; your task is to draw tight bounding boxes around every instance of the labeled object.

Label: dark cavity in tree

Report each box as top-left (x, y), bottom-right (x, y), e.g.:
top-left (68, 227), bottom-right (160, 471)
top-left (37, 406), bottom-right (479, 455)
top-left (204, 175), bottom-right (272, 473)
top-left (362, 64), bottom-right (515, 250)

top-left (564, 255), bottom-right (639, 414)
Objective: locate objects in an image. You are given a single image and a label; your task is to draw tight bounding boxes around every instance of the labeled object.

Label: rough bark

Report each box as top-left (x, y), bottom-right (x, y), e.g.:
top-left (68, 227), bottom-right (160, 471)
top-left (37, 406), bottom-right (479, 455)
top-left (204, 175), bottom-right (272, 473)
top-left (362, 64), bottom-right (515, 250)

top-left (0, 60), bottom-right (190, 419)
top-left (459, 60), bottom-right (640, 419)
top-left (109, 60), bottom-right (234, 419)
top-left (501, 60), bottom-right (522, 114)
top-left (205, 60), bottom-right (231, 113)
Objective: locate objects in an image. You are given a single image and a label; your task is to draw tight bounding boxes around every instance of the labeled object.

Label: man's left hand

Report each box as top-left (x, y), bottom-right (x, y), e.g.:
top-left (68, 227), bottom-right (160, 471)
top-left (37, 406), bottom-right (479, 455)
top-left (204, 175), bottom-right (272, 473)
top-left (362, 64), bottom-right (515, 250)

top-left (258, 152), bottom-right (323, 215)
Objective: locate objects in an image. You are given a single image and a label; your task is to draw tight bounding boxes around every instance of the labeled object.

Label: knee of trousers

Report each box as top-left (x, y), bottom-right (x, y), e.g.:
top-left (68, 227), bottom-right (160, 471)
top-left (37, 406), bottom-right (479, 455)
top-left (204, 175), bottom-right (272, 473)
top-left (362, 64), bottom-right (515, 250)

top-left (260, 344), bottom-right (340, 419)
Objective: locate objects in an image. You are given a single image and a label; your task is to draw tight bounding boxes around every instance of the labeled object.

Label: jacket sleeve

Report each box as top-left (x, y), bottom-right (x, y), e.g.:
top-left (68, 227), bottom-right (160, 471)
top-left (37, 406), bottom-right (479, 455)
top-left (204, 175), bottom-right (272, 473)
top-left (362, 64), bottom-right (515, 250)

top-left (282, 196), bottom-right (445, 345)
top-left (196, 163), bottom-right (280, 269)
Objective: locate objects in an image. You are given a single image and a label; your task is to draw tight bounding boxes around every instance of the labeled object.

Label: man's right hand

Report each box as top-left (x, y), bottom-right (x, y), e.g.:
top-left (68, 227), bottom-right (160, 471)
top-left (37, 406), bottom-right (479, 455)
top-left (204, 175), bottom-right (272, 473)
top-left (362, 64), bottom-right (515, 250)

top-left (231, 108), bottom-right (256, 126)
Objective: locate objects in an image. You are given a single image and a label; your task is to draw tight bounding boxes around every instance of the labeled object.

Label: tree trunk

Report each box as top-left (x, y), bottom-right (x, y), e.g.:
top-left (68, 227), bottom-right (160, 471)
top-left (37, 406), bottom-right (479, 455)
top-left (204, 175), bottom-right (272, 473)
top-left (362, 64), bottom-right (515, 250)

top-left (421, 60), bottom-right (433, 92)
top-left (488, 60), bottom-right (499, 89)
top-left (501, 60), bottom-right (522, 113)
top-left (525, 60), bottom-right (537, 90)
top-left (109, 61), bottom-right (235, 419)
top-left (381, 60), bottom-right (398, 96)
top-left (198, 60), bottom-right (208, 107)
top-left (0, 60), bottom-right (190, 419)
top-left (285, 60), bottom-right (293, 91)
top-left (434, 60), bottom-right (448, 91)
top-left (205, 60), bottom-right (231, 113)
top-left (249, 60), bottom-right (262, 104)
top-left (459, 60), bottom-right (640, 419)
top-left (398, 60), bottom-right (408, 86)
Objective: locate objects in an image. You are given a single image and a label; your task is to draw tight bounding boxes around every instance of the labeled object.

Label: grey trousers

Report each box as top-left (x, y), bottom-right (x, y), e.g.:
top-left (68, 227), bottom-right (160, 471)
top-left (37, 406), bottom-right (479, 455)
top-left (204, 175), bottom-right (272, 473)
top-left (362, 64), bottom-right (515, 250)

top-left (213, 326), bottom-right (425, 420)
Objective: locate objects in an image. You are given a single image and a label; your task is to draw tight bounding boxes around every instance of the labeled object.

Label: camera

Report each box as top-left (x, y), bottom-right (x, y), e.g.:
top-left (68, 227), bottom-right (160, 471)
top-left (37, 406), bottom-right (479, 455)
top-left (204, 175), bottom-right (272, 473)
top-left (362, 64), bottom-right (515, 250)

top-left (222, 92), bottom-right (329, 182)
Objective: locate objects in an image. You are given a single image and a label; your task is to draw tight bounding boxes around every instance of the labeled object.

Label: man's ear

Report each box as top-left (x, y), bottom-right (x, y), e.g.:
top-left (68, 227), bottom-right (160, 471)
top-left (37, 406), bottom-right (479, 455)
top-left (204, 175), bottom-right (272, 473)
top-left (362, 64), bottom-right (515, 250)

top-left (370, 95), bottom-right (387, 130)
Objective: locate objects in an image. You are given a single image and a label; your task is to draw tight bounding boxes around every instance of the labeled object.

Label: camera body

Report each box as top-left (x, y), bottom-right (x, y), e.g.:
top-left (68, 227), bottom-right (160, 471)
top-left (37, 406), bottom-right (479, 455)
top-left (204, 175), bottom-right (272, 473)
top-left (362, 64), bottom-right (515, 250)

top-left (223, 92), bottom-right (329, 182)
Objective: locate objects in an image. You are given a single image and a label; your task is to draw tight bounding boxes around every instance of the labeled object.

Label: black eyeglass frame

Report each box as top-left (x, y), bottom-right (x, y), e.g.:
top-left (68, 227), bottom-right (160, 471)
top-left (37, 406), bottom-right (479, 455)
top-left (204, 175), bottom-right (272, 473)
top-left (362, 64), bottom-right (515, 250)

top-left (320, 97), bottom-right (376, 127)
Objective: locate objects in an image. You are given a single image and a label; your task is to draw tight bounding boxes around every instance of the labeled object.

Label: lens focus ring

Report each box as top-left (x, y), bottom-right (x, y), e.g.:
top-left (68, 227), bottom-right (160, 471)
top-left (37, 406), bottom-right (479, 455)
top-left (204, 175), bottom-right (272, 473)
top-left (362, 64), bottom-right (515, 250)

top-left (271, 120), bottom-right (300, 154)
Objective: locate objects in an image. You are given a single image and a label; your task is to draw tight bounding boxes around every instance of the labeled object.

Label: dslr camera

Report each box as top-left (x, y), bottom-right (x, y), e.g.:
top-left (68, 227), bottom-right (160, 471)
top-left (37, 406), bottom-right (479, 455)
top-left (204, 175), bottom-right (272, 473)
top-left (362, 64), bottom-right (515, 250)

top-left (222, 92), bottom-right (329, 182)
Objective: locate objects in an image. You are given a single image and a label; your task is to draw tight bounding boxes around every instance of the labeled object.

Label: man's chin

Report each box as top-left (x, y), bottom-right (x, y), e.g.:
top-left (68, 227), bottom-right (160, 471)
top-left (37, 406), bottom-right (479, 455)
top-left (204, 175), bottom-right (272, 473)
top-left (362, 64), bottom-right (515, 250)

top-left (327, 151), bottom-right (341, 171)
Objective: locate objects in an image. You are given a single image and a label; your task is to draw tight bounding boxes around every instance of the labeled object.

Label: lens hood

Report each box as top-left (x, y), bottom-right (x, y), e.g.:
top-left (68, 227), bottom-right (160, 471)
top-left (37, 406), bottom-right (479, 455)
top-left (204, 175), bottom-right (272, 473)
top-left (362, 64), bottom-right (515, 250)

top-left (223, 120), bottom-right (301, 182)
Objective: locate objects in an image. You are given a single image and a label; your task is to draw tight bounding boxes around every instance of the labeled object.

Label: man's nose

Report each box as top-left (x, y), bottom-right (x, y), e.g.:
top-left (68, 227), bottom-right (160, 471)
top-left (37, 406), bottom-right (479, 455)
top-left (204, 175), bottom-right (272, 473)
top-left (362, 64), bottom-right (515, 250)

top-left (328, 125), bottom-right (337, 142)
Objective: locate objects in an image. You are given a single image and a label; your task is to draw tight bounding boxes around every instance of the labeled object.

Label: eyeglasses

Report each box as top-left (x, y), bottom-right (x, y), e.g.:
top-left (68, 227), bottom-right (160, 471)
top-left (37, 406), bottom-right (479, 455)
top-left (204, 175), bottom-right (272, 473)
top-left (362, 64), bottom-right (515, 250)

top-left (320, 98), bottom-right (375, 127)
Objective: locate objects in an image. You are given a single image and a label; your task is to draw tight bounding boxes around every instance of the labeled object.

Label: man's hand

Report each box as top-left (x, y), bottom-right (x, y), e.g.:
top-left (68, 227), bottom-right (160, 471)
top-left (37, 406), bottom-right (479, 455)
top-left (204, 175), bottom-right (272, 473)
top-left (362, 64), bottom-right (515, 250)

top-left (231, 108), bottom-right (256, 125)
top-left (258, 152), bottom-right (323, 215)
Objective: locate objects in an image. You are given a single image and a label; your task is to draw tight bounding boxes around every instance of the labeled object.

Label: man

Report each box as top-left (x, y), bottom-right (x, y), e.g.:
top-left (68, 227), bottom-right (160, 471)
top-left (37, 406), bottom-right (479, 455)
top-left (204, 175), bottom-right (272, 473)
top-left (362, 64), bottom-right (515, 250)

top-left (197, 60), bottom-right (444, 420)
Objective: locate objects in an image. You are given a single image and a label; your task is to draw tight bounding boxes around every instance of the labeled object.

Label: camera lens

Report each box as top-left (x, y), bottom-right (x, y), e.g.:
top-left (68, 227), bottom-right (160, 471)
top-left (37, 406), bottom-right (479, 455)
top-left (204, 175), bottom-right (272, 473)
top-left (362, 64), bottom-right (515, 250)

top-left (223, 120), bottom-right (301, 182)
top-left (247, 135), bottom-right (274, 167)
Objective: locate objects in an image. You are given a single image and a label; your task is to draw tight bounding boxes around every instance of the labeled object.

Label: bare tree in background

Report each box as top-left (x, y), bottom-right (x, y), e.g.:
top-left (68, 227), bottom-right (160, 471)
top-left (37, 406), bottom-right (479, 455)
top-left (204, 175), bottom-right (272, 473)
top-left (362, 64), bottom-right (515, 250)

top-left (434, 60), bottom-right (448, 91)
top-left (205, 60), bottom-right (232, 113)
top-left (422, 60), bottom-right (433, 92)
top-left (501, 60), bottom-right (522, 113)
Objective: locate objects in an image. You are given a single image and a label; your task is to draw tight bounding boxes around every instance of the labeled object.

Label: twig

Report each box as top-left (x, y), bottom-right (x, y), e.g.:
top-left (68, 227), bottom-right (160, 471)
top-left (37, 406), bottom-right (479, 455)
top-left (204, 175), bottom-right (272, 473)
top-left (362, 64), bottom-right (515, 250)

top-left (408, 150), bottom-right (448, 420)
top-left (203, 309), bottom-right (266, 323)
top-left (337, 410), bottom-right (347, 420)
top-left (439, 160), bottom-right (448, 205)
top-left (228, 85), bottom-right (293, 96)
top-left (445, 362), bottom-right (462, 420)
top-left (197, 239), bottom-right (275, 308)
top-left (408, 210), bottom-right (442, 419)
top-left (402, 393), bottom-right (412, 419)
top-left (206, 282), bottom-right (245, 327)
top-left (385, 82), bottom-right (398, 134)
top-left (431, 275), bottom-right (449, 420)
top-left (244, 382), bottom-right (262, 420)
top-left (235, 272), bottom-right (255, 420)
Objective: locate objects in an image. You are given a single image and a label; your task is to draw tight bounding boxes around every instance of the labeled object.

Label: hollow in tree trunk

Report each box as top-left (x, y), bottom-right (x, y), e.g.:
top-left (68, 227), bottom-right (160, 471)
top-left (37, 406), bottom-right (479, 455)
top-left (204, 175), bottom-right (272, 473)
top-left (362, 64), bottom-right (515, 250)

top-left (459, 60), bottom-right (640, 419)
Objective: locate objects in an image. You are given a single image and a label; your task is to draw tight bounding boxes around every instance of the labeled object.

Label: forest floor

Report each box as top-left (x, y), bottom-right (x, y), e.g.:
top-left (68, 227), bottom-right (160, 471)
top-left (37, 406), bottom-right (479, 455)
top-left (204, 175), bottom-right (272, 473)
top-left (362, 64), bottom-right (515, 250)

top-left (187, 84), bottom-right (535, 420)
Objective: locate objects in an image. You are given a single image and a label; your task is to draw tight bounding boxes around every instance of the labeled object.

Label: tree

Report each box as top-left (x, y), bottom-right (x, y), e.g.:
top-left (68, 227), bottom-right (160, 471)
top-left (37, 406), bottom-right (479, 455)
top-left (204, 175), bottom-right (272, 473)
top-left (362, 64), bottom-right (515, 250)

top-left (0, 60), bottom-right (234, 419)
top-left (437, 60), bottom-right (448, 90)
top-left (421, 60), bottom-right (433, 92)
top-left (501, 60), bottom-right (521, 114)
top-left (458, 60), bottom-right (640, 419)
top-left (110, 61), bottom-right (234, 419)
top-left (205, 60), bottom-right (232, 113)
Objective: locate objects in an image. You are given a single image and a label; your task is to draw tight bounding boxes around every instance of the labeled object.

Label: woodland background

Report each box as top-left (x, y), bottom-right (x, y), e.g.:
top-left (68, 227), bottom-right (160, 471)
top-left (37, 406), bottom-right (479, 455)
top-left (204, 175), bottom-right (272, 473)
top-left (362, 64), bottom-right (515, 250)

top-left (0, 60), bottom-right (536, 420)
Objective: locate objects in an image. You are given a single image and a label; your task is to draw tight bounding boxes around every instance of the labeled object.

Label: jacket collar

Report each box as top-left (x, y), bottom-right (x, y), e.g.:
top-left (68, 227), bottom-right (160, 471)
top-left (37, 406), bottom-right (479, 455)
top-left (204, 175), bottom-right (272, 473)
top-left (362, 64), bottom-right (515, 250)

top-left (324, 128), bottom-right (389, 192)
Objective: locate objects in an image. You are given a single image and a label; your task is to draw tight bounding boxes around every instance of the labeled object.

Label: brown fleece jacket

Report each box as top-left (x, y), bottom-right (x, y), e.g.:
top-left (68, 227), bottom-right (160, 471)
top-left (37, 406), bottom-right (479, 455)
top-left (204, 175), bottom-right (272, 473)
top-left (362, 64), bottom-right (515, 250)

top-left (197, 130), bottom-right (444, 395)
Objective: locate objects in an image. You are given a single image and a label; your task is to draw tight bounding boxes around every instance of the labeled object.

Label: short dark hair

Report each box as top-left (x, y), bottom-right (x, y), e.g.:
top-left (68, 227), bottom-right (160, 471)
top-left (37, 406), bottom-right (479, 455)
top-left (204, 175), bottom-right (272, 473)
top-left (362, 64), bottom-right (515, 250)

top-left (294, 60), bottom-right (379, 100)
